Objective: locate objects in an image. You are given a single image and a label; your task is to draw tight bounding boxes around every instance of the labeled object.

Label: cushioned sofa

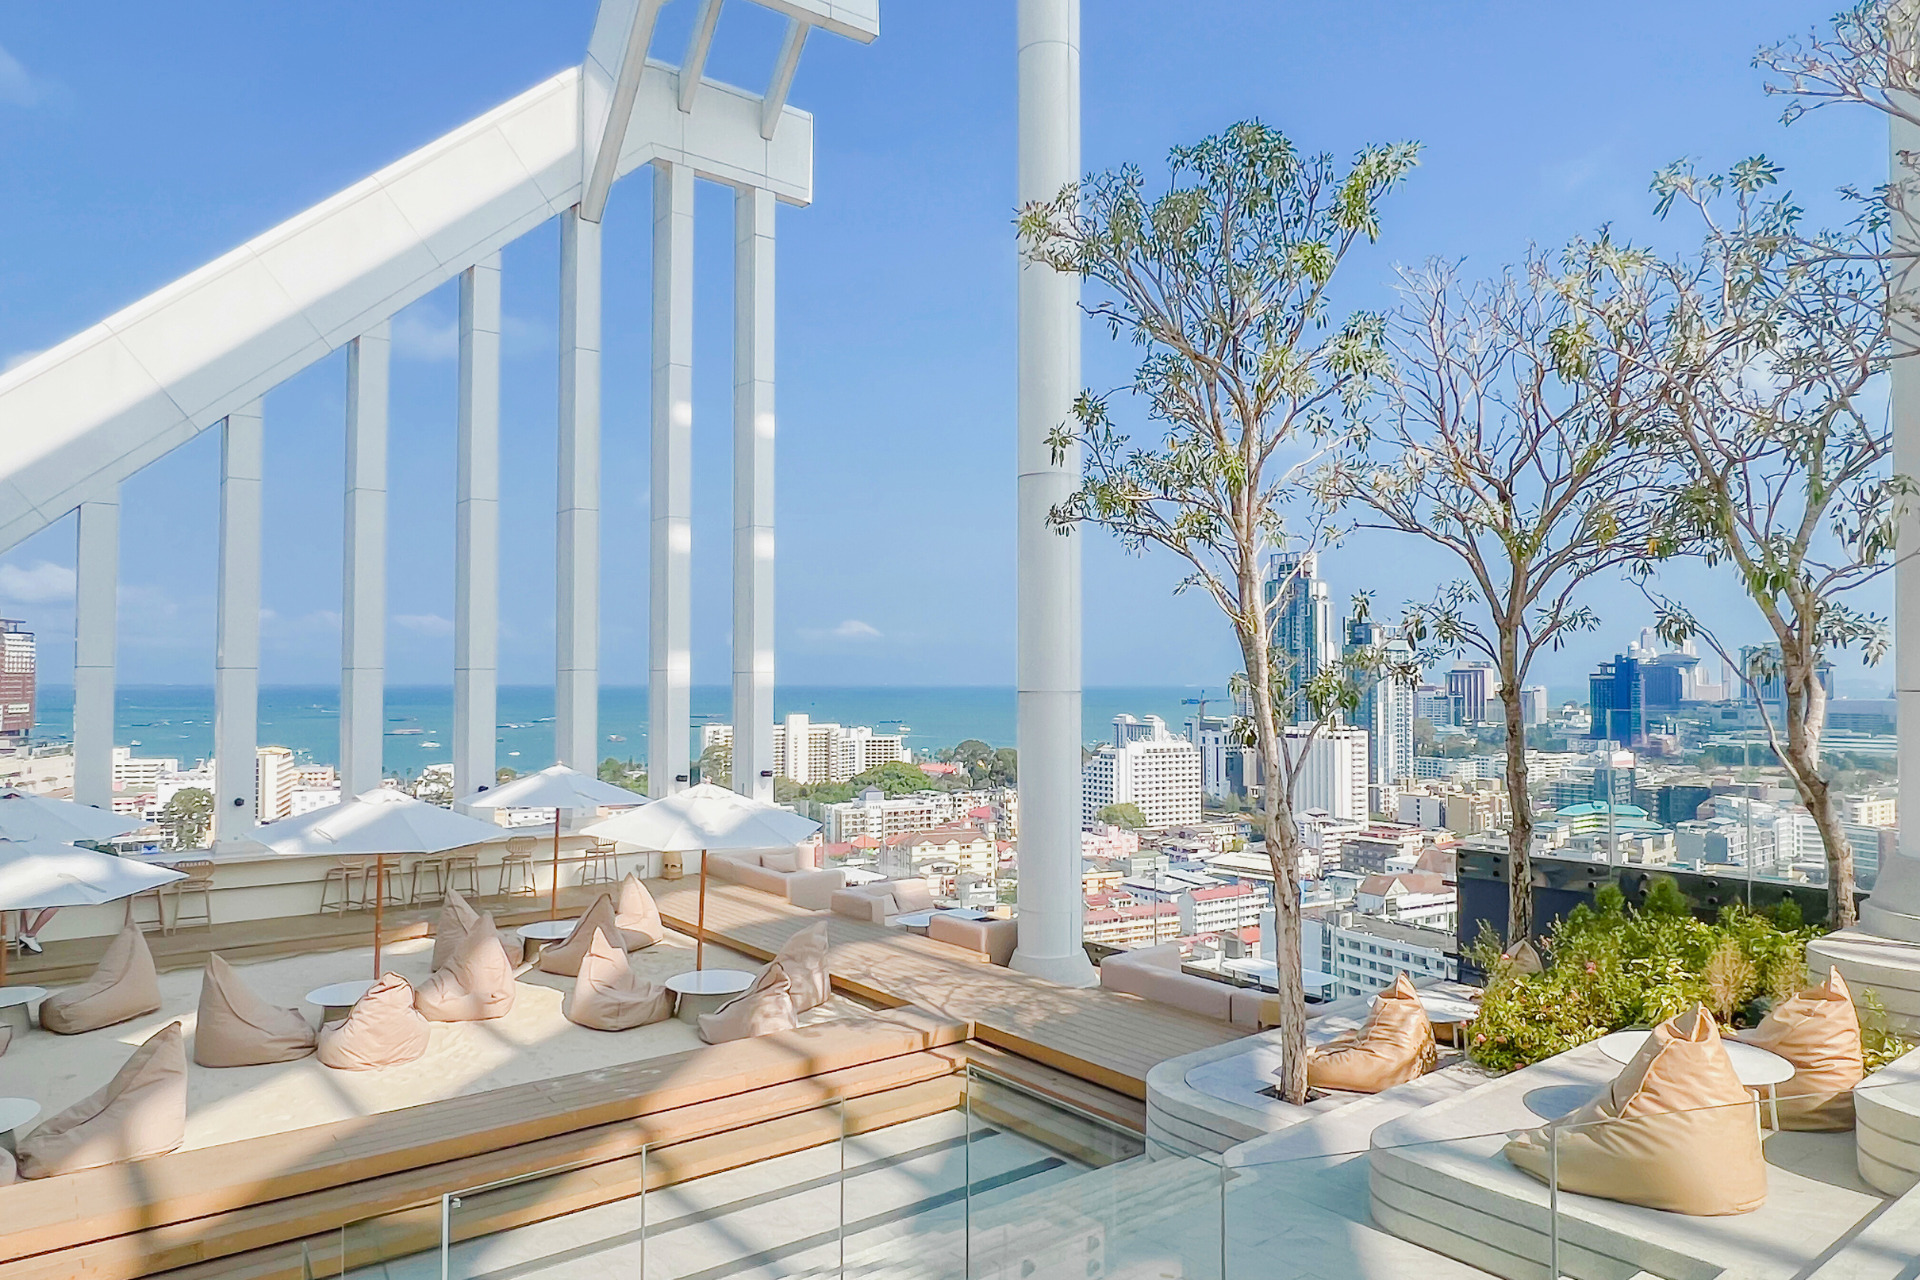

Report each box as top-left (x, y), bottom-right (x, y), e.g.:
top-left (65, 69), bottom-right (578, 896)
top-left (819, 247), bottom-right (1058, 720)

top-left (830, 878), bottom-right (937, 924)
top-left (705, 846), bottom-right (846, 910)
top-left (928, 913), bottom-right (1018, 966)
top-left (1100, 943), bottom-right (1266, 1027)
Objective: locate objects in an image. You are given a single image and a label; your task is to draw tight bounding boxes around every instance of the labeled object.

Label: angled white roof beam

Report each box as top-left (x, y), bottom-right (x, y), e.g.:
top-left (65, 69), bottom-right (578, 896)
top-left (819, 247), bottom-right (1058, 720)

top-left (677, 0), bottom-right (725, 112)
top-left (760, 20), bottom-right (809, 140)
top-left (580, 0), bottom-right (668, 223)
top-left (753, 0), bottom-right (878, 43)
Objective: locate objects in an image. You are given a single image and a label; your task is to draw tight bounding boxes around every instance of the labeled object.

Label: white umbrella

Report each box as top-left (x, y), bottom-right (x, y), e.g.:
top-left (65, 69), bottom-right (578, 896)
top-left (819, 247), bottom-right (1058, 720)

top-left (0, 837), bottom-right (184, 984)
top-left (254, 788), bottom-right (509, 976)
top-left (459, 766), bottom-right (645, 920)
top-left (0, 790), bottom-right (145, 844)
top-left (583, 783), bottom-right (820, 969)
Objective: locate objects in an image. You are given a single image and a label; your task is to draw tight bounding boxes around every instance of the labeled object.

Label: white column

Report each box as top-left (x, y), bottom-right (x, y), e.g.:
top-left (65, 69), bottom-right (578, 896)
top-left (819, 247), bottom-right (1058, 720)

top-left (455, 255), bottom-right (501, 806)
top-left (1864, 102), bottom-right (1920, 939)
top-left (71, 496), bottom-right (119, 810)
top-left (215, 402), bottom-right (264, 846)
top-left (557, 208), bottom-right (602, 772)
top-left (1011, 0), bottom-right (1096, 986)
top-left (651, 161), bottom-right (694, 798)
top-left (732, 186), bottom-right (776, 803)
top-left (341, 323), bottom-right (389, 799)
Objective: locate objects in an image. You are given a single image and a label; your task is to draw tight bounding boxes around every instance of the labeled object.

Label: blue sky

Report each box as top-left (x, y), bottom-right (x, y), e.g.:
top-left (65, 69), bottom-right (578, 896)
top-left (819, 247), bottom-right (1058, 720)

top-left (0, 1), bottom-right (1892, 696)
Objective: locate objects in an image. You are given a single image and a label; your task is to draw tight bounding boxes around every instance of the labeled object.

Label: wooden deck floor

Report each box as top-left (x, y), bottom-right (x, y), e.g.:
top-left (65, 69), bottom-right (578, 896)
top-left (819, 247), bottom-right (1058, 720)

top-left (649, 877), bottom-right (1245, 1100)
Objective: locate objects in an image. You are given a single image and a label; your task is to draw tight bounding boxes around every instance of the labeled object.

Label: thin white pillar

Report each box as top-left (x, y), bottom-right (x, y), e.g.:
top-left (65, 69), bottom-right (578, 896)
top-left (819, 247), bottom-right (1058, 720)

top-left (1864, 103), bottom-right (1920, 940)
top-left (731, 186), bottom-right (776, 803)
top-left (341, 323), bottom-right (389, 799)
top-left (455, 255), bottom-right (501, 806)
top-left (557, 208), bottom-right (602, 772)
top-left (71, 496), bottom-right (119, 810)
top-left (1011, 0), bottom-right (1096, 986)
top-left (214, 402), bottom-right (264, 846)
top-left (651, 161), bottom-right (694, 798)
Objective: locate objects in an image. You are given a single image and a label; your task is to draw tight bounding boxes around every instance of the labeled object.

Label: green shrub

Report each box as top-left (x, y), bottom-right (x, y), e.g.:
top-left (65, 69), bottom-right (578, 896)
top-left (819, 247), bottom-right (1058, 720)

top-left (1465, 890), bottom-right (1816, 1073)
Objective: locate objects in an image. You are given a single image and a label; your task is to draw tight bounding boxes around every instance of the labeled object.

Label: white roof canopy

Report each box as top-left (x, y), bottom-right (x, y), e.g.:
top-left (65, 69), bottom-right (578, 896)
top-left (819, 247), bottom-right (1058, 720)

top-left (0, 790), bottom-right (145, 844)
top-left (582, 782), bottom-right (818, 853)
top-left (253, 788), bottom-right (510, 857)
top-left (458, 764), bottom-right (644, 812)
top-left (0, 837), bottom-right (184, 911)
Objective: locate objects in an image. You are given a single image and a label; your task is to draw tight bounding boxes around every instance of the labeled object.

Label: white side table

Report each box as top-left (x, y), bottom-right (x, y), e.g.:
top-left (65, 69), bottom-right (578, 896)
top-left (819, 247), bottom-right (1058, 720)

top-left (0, 1097), bottom-right (38, 1154)
top-left (516, 918), bottom-right (579, 963)
top-left (304, 979), bottom-right (377, 1024)
top-left (0, 986), bottom-right (48, 1035)
top-left (665, 969), bottom-right (755, 1023)
top-left (1595, 1029), bottom-right (1796, 1134)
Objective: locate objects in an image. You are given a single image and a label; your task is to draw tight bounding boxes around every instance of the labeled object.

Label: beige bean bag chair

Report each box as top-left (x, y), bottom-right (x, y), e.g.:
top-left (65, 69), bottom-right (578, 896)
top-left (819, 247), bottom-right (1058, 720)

top-left (317, 974), bottom-right (431, 1071)
top-left (1505, 1005), bottom-right (1767, 1216)
top-left (431, 888), bottom-right (482, 971)
top-left (17, 1021), bottom-right (187, 1178)
top-left (535, 893), bottom-right (620, 977)
top-left (40, 909), bottom-right (162, 1035)
top-left (0, 1147), bottom-right (13, 1186)
top-left (193, 953), bottom-right (317, 1067)
top-left (698, 968), bottom-right (798, 1044)
top-left (563, 929), bottom-right (673, 1031)
top-left (1304, 974), bottom-right (1437, 1094)
top-left (1737, 965), bottom-right (1863, 1131)
top-left (615, 873), bottom-right (666, 950)
top-left (741, 921), bottom-right (830, 1014)
top-left (414, 914), bottom-right (516, 1023)
top-left (1501, 939), bottom-right (1545, 975)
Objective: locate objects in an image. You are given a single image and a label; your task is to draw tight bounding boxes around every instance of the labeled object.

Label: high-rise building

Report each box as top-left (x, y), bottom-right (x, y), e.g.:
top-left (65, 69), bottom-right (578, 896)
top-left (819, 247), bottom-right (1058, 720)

top-left (1346, 619), bottom-right (1414, 788)
top-left (1184, 714), bottom-right (1235, 800)
top-left (255, 746), bottom-right (298, 822)
top-left (1446, 662), bottom-right (1496, 725)
top-left (0, 620), bottom-right (34, 741)
top-left (1284, 724), bottom-right (1368, 822)
top-left (1738, 644), bottom-right (1835, 713)
top-left (1081, 714), bottom-right (1202, 828)
top-left (1588, 654), bottom-right (1646, 746)
top-left (1264, 551), bottom-right (1334, 721)
top-left (1520, 686), bottom-right (1549, 727)
top-left (704, 716), bottom-right (907, 785)
top-left (1415, 683), bottom-right (1454, 727)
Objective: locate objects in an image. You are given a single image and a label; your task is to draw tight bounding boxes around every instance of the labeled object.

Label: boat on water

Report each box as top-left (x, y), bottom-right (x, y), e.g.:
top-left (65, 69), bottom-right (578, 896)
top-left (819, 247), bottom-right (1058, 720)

top-left (387, 728), bottom-right (426, 736)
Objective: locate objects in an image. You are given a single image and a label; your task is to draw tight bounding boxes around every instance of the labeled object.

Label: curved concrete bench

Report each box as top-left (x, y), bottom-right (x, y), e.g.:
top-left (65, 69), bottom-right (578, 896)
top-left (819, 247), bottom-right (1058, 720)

top-left (1856, 1044), bottom-right (1920, 1195)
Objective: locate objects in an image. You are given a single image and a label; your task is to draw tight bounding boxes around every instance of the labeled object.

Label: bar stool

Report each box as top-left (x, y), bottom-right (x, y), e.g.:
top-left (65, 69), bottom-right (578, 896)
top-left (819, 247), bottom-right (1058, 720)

top-left (320, 860), bottom-right (369, 916)
top-left (444, 853), bottom-right (480, 899)
top-left (160, 858), bottom-right (215, 935)
top-left (580, 839), bottom-right (619, 887)
top-left (408, 856), bottom-right (448, 906)
top-left (498, 837), bottom-right (538, 898)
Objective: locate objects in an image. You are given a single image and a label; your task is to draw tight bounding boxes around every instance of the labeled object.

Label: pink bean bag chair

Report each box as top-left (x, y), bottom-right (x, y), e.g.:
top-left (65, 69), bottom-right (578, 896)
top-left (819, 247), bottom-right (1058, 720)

top-left (563, 929), bottom-right (673, 1031)
top-left (16, 1021), bottom-right (188, 1178)
top-left (317, 973), bottom-right (431, 1071)
top-left (193, 952), bottom-right (318, 1067)
top-left (414, 913), bottom-right (517, 1022)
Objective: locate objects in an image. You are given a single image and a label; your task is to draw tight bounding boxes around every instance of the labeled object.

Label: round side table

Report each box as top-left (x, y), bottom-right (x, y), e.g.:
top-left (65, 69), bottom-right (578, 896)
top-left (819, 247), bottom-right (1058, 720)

top-left (305, 979), bottom-right (377, 1024)
top-left (516, 918), bottom-right (579, 964)
top-left (0, 1097), bottom-right (40, 1154)
top-left (0, 986), bottom-right (48, 1035)
top-left (664, 969), bottom-right (755, 1023)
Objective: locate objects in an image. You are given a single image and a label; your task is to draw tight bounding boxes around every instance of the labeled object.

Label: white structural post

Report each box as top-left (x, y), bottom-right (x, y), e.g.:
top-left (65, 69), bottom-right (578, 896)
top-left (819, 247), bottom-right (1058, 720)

top-left (341, 323), bottom-right (389, 800)
top-left (557, 208), bottom-right (602, 772)
top-left (215, 402), bottom-right (264, 846)
top-left (455, 255), bottom-right (502, 806)
top-left (732, 186), bottom-right (776, 802)
top-left (1011, 0), bottom-right (1096, 986)
top-left (651, 161), bottom-right (695, 798)
top-left (71, 495), bottom-right (120, 810)
top-left (1864, 103), bottom-right (1920, 940)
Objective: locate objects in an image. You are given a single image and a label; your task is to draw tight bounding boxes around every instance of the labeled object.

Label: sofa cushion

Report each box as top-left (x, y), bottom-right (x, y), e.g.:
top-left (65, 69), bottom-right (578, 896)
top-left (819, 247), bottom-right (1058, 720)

top-left (759, 850), bottom-right (800, 873)
top-left (1504, 1004), bottom-right (1768, 1216)
top-left (414, 913), bottom-right (516, 1022)
top-left (564, 929), bottom-right (673, 1031)
top-left (830, 887), bottom-right (888, 923)
top-left (317, 974), bottom-right (432, 1071)
top-left (40, 908), bottom-right (162, 1035)
top-left (193, 952), bottom-right (318, 1067)
top-left (534, 893), bottom-right (620, 977)
top-left (1304, 973), bottom-right (1436, 1094)
top-left (18, 1022), bottom-right (187, 1178)
top-left (431, 888), bottom-right (482, 971)
top-left (1737, 965), bottom-right (1862, 1131)
top-left (891, 880), bottom-right (937, 914)
top-left (928, 914), bottom-right (1017, 967)
top-left (787, 868), bottom-right (846, 911)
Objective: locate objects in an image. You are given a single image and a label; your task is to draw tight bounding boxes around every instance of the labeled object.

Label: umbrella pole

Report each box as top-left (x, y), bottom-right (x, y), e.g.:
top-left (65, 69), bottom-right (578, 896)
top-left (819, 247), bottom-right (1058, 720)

top-left (1, 910), bottom-right (9, 986)
top-left (696, 850), bottom-right (708, 971)
top-left (373, 855), bottom-right (385, 979)
top-left (550, 809), bottom-right (562, 921)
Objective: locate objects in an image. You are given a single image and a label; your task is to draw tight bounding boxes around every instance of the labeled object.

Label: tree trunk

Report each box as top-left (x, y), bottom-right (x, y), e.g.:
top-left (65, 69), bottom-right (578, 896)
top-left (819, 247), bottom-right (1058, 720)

top-left (1779, 654), bottom-right (1856, 928)
top-left (1243, 631), bottom-right (1308, 1105)
top-left (1499, 643), bottom-right (1534, 946)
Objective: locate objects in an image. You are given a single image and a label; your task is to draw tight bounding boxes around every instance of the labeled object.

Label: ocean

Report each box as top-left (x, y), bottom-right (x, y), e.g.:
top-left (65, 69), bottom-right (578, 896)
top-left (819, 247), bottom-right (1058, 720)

top-left (29, 685), bottom-right (1215, 777)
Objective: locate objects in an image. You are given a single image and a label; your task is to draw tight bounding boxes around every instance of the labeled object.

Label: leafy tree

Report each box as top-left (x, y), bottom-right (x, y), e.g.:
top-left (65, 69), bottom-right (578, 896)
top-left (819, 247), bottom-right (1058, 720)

top-left (1324, 251), bottom-right (1663, 945)
top-left (160, 787), bottom-right (213, 850)
top-left (1021, 119), bottom-right (1418, 1104)
top-left (1097, 802), bottom-right (1149, 829)
top-left (847, 760), bottom-right (941, 798)
top-left (598, 757), bottom-right (646, 794)
top-left (1622, 158), bottom-right (1899, 928)
top-left (697, 738), bottom-right (732, 789)
top-left (495, 766), bottom-right (518, 785)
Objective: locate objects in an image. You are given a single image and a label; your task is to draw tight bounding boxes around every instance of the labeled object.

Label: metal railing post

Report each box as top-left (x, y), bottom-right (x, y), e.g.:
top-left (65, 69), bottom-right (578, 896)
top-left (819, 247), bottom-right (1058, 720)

top-left (964, 1067), bottom-right (974, 1280)
top-left (1548, 1122), bottom-right (1561, 1280)
top-left (439, 1193), bottom-right (453, 1280)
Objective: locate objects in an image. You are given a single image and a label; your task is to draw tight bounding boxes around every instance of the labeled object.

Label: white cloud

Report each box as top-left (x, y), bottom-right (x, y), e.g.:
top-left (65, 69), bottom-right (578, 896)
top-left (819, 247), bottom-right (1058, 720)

top-left (812, 619), bottom-right (881, 640)
top-left (389, 310), bottom-right (458, 361)
top-left (395, 613), bottom-right (455, 636)
top-left (0, 44), bottom-right (57, 109)
top-left (0, 560), bottom-right (75, 603)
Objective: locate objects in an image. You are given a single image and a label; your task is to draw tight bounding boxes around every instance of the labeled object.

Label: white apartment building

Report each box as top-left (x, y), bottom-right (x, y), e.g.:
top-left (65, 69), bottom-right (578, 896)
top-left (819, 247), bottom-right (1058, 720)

top-left (1184, 715), bottom-right (1235, 801)
top-left (1845, 789), bottom-right (1898, 827)
top-left (111, 746), bottom-right (181, 795)
top-left (1176, 882), bottom-right (1265, 936)
top-left (1521, 685), bottom-right (1549, 726)
top-left (823, 787), bottom-right (1008, 843)
top-left (1286, 724), bottom-right (1368, 822)
top-left (704, 715), bottom-right (907, 785)
top-left (256, 746), bottom-right (298, 822)
top-left (1082, 901), bottom-right (1183, 948)
top-left (1081, 714), bottom-right (1202, 829)
top-left (1354, 872), bottom-right (1456, 932)
top-left (1296, 913), bottom-right (1457, 1001)
top-left (878, 824), bottom-right (997, 882)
